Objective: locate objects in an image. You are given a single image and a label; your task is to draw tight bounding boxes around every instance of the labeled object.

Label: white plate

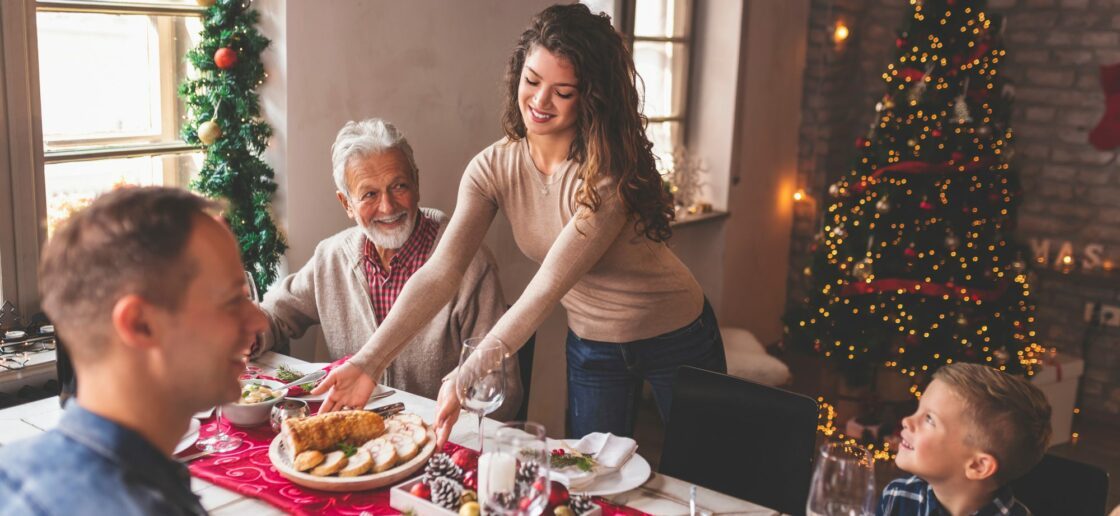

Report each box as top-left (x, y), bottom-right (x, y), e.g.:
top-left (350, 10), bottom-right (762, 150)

top-left (174, 418), bottom-right (201, 455)
top-left (268, 420), bottom-right (436, 492)
top-left (546, 438), bottom-right (652, 496)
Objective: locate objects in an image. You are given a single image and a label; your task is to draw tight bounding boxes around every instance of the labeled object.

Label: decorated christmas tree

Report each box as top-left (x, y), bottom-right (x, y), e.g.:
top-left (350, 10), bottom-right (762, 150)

top-left (785, 0), bottom-right (1045, 395)
top-left (180, 0), bottom-right (286, 293)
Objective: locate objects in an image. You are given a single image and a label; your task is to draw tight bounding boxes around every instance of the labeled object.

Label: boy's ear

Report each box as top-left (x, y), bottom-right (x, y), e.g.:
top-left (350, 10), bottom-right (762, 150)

top-left (964, 451), bottom-right (999, 481)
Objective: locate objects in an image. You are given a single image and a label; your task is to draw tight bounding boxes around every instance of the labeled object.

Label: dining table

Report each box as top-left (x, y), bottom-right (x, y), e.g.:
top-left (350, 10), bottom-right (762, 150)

top-left (0, 351), bottom-right (781, 515)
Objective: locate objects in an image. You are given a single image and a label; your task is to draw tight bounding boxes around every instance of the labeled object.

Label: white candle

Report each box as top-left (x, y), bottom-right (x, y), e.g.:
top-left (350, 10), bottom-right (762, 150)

top-left (478, 451), bottom-right (517, 509)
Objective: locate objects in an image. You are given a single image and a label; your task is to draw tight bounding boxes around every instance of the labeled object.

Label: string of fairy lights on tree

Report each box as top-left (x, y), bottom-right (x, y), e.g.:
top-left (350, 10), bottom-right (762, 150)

top-left (180, 0), bottom-right (286, 294)
top-left (784, 0), bottom-right (1044, 407)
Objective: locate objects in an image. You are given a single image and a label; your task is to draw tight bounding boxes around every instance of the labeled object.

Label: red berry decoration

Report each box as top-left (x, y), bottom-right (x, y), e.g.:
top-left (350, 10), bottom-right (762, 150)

top-left (896, 37), bottom-right (907, 49)
top-left (547, 481), bottom-right (570, 511)
top-left (904, 247), bottom-right (918, 258)
top-left (410, 481), bottom-right (431, 500)
top-left (214, 47), bottom-right (238, 70)
top-left (931, 129), bottom-right (942, 138)
top-left (919, 200), bottom-right (934, 211)
top-left (462, 469), bottom-right (478, 490)
top-left (451, 448), bottom-right (479, 471)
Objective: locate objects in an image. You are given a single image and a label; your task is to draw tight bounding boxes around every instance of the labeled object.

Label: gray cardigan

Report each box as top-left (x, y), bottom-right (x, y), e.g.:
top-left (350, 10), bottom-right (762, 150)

top-left (259, 208), bottom-right (521, 418)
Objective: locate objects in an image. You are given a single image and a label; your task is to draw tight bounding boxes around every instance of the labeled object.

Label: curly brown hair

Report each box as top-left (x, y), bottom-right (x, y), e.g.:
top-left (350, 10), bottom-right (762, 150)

top-left (501, 3), bottom-right (674, 242)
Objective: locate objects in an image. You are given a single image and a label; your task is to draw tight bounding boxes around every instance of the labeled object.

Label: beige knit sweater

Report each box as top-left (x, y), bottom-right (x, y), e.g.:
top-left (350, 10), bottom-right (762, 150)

top-left (259, 208), bottom-right (521, 417)
top-left (349, 139), bottom-right (703, 379)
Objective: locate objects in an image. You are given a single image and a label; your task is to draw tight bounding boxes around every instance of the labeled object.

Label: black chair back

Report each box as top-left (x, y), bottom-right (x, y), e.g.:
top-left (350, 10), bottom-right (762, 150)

top-left (1011, 454), bottom-right (1109, 516)
top-left (660, 366), bottom-right (818, 516)
top-left (515, 333), bottom-right (535, 421)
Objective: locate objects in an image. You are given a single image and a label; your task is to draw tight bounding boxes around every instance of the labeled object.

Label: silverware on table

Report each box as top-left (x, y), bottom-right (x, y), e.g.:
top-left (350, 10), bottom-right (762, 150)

top-left (368, 389), bottom-right (396, 402)
top-left (367, 402), bottom-right (405, 418)
top-left (177, 449), bottom-right (216, 463)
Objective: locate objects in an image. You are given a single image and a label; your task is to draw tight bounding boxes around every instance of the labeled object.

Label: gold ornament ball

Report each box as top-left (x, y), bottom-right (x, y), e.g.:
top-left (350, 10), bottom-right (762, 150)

top-left (198, 120), bottom-right (222, 145)
top-left (945, 234), bottom-right (960, 250)
top-left (459, 501), bottom-right (480, 516)
top-left (956, 314), bottom-right (968, 326)
top-left (554, 507), bottom-right (576, 516)
top-left (196, 0), bottom-right (216, 6)
top-left (853, 258), bottom-right (873, 281)
top-left (876, 197), bottom-right (891, 214)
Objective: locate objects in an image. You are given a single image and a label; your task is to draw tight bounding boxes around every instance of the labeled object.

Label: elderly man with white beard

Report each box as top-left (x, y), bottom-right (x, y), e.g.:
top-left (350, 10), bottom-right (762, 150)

top-left (257, 118), bottom-right (521, 418)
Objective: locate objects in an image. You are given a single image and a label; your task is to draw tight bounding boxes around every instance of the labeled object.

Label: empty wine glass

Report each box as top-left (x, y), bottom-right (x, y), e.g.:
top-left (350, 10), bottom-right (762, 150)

top-left (456, 336), bottom-right (508, 453)
top-left (806, 442), bottom-right (877, 516)
top-left (480, 421), bottom-right (550, 516)
top-left (195, 272), bottom-right (257, 453)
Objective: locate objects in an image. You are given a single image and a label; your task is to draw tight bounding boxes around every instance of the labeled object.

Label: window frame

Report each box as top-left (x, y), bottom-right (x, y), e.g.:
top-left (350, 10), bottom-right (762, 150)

top-left (1, 0), bottom-right (203, 312)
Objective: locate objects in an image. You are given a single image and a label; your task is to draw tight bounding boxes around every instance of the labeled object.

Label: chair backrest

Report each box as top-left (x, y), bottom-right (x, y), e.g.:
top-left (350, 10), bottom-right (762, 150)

top-left (515, 333), bottom-right (535, 421)
top-left (1011, 454), bottom-right (1109, 516)
top-left (660, 366), bottom-right (819, 516)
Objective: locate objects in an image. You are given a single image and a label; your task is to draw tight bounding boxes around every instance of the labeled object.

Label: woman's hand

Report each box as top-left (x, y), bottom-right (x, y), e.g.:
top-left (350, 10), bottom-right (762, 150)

top-left (312, 362), bottom-right (377, 413)
top-left (434, 376), bottom-right (462, 448)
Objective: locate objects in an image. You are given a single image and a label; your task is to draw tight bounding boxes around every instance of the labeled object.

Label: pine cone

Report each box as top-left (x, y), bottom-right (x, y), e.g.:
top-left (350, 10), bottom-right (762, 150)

top-left (515, 461), bottom-right (540, 486)
top-left (485, 490), bottom-right (517, 513)
top-left (570, 493), bottom-right (596, 515)
top-left (424, 453), bottom-right (464, 483)
top-left (430, 476), bottom-right (463, 510)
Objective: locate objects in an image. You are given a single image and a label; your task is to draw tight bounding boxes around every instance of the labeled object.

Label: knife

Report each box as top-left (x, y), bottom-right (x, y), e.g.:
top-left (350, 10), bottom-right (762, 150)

top-left (367, 402), bottom-right (404, 418)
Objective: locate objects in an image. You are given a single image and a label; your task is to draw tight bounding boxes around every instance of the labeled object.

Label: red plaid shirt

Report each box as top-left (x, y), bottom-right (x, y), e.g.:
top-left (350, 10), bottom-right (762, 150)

top-left (362, 213), bottom-right (440, 324)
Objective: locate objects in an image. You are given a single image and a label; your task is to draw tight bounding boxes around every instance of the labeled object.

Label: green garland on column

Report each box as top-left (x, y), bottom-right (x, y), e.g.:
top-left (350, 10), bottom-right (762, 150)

top-left (179, 0), bottom-right (286, 294)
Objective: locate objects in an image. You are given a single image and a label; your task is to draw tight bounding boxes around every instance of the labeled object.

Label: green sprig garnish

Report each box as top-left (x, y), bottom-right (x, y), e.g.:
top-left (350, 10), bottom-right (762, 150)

top-left (550, 450), bottom-right (596, 472)
top-left (338, 442), bottom-right (358, 457)
top-left (275, 364), bottom-right (303, 382)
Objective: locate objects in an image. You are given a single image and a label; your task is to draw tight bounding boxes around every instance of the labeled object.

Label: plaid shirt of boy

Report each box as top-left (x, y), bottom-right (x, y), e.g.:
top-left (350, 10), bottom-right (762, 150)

top-left (877, 475), bottom-right (1032, 516)
top-left (362, 212), bottom-right (439, 324)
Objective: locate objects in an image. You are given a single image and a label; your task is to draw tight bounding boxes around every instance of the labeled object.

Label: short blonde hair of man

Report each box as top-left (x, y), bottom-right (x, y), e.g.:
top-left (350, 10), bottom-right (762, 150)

top-left (932, 362), bottom-right (1052, 484)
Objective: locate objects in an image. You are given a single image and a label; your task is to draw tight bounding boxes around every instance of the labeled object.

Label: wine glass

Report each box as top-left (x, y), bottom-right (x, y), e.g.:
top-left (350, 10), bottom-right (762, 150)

top-left (806, 442), bottom-right (877, 516)
top-left (195, 272), bottom-right (257, 453)
top-left (456, 336), bottom-right (508, 453)
top-left (480, 421), bottom-right (550, 516)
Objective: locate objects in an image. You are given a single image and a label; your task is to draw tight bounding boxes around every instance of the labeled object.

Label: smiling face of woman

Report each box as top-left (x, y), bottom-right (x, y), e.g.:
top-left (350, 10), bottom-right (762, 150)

top-left (517, 46), bottom-right (580, 143)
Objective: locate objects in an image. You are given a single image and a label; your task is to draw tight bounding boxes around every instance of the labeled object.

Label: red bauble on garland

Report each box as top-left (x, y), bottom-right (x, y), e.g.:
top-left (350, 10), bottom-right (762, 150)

top-left (214, 47), bottom-right (238, 70)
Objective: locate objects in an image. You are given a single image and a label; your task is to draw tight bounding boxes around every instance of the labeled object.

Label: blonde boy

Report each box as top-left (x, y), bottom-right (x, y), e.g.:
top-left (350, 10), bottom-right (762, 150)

top-left (878, 363), bottom-right (1052, 516)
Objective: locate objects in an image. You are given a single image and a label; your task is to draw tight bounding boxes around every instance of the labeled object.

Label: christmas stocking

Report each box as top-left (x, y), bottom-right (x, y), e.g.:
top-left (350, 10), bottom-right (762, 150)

top-left (1089, 61), bottom-right (1120, 150)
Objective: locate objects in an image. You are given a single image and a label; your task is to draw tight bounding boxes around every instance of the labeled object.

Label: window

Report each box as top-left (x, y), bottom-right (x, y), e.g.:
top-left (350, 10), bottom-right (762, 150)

top-left (581, 0), bottom-right (693, 172)
top-left (35, 1), bottom-right (204, 234)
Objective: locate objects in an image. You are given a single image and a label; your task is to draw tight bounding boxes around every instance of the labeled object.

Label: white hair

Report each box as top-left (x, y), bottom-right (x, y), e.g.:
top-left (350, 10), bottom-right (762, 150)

top-left (330, 118), bottom-right (419, 196)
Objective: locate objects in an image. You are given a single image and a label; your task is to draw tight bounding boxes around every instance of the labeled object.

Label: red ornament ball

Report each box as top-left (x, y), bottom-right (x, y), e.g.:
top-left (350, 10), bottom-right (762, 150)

top-left (855, 137), bottom-right (868, 149)
top-left (451, 448), bottom-right (479, 471)
top-left (547, 481), bottom-right (570, 511)
top-left (950, 151), bottom-right (965, 163)
top-left (931, 129), bottom-right (942, 138)
top-left (904, 247), bottom-right (918, 258)
top-left (896, 37), bottom-right (907, 49)
top-left (214, 47), bottom-right (238, 70)
top-left (852, 181), bottom-right (868, 194)
top-left (919, 200), bottom-right (934, 211)
top-left (462, 469), bottom-right (478, 490)
top-left (410, 482), bottom-right (431, 500)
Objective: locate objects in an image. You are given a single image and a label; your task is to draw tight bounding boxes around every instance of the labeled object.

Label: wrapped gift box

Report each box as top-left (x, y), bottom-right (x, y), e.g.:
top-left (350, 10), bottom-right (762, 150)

top-left (1030, 352), bottom-right (1085, 446)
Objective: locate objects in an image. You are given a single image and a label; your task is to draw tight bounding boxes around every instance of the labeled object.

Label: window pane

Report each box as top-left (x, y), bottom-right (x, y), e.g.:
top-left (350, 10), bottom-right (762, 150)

top-left (648, 121), bottom-right (682, 174)
top-left (580, 0), bottom-right (619, 28)
top-left (633, 41), bottom-right (688, 118)
top-left (37, 12), bottom-right (202, 148)
top-left (634, 0), bottom-right (690, 38)
top-left (45, 153), bottom-right (202, 235)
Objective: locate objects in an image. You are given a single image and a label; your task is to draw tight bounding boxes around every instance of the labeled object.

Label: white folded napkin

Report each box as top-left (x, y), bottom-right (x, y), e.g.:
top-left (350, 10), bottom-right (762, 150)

top-left (573, 432), bottom-right (638, 470)
top-left (554, 433), bottom-right (638, 489)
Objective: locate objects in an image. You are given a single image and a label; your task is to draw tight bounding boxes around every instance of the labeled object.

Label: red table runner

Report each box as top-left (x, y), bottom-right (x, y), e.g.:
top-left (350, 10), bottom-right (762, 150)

top-left (187, 415), bottom-right (649, 516)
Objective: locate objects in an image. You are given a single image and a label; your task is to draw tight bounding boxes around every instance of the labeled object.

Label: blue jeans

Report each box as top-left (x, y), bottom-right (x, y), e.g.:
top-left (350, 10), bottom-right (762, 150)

top-left (566, 298), bottom-right (726, 438)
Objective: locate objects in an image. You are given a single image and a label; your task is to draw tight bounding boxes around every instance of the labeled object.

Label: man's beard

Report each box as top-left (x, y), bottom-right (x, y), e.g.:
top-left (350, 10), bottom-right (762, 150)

top-left (359, 210), bottom-right (417, 251)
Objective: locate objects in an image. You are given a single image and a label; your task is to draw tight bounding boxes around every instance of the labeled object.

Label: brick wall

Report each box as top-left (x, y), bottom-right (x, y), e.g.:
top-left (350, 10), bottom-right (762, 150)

top-left (789, 0), bottom-right (1120, 424)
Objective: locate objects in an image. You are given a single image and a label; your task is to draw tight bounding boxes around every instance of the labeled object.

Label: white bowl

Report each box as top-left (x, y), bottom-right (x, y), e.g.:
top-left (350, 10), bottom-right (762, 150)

top-left (223, 379), bottom-right (288, 427)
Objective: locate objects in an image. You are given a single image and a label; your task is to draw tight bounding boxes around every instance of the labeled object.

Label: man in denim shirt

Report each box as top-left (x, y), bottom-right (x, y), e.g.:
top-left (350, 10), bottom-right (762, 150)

top-left (0, 187), bottom-right (267, 515)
